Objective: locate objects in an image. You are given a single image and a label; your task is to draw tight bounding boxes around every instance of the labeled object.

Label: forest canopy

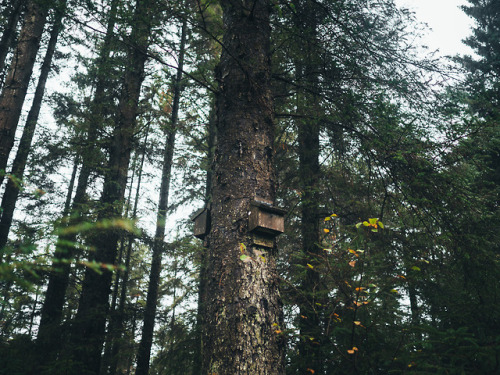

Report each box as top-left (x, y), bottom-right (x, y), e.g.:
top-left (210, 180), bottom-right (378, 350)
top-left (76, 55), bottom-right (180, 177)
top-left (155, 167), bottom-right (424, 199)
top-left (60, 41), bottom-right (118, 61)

top-left (0, 0), bottom-right (498, 374)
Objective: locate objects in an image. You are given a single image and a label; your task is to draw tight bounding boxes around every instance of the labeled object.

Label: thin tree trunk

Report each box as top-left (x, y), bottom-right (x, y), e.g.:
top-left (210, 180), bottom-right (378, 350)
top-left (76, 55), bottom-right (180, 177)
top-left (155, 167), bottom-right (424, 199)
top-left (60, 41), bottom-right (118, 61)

top-left (134, 16), bottom-right (187, 375)
top-left (193, 100), bottom-right (216, 375)
top-left (67, 0), bottom-right (154, 372)
top-left (35, 0), bottom-right (120, 359)
top-left (0, 0), bottom-right (48, 183)
top-left (64, 156), bottom-right (79, 214)
top-left (0, 0), bottom-right (26, 85)
top-left (202, 1), bottom-right (284, 373)
top-left (295, 2), bottom-right (323, 373)
top-left (109, 127), bottom-right (150, 375)
top-left (101, 152), bottom-right (139, 375)
top-left (0, 0), bottom-right (66, 255)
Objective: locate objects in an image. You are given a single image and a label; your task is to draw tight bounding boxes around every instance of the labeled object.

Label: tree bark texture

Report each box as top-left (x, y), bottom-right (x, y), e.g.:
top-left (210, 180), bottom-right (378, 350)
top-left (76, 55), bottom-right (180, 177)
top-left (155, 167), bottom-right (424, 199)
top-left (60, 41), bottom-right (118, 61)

top-left (202, 1), bottom-right (285, 373)
top-left (0, 0), bottom-right (65, 255)
top-left (135, 16), bottom-right (186, 375)
top-left (0, 0), bottom-right (26, 85)
top-left (0, 0), bottom-right (48, 184)
top-left (67, 0), bottom-right (153, 373)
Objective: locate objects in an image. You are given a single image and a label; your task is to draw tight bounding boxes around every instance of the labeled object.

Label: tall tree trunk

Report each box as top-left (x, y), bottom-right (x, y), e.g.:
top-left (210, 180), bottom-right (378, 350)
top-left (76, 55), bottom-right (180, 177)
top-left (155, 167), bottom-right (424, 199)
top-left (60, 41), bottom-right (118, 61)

top-left (108, 127), bottom-right (149, 375)
top-left (67, 0), bottom-right (154, 372)
top-left (0, 0), bottom-right (66, 255)
top-left (0, 0), bottom-right (49, 184)
top-left (35, 0), bottom-right (120, 359)
top-left (202, 1), bottom-right (284, 373)
top-left (295, 1), bottom-right (323, 373)
top-left (0, 0), bottom-right (26, 85)
top-left (134, 16), bottom-right (186, 375)
top-left (101, 150), bottom-right (139, 375)
top-left (193, 99), bottom-right (216, 375)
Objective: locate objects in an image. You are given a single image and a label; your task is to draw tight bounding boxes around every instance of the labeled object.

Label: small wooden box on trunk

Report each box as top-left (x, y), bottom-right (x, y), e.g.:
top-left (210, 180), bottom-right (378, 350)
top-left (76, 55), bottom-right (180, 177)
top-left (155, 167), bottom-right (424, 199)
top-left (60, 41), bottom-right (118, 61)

top-left (192, 207), bottom-right (210, 239)
top-left (249, 199), bottom-right (285, 247)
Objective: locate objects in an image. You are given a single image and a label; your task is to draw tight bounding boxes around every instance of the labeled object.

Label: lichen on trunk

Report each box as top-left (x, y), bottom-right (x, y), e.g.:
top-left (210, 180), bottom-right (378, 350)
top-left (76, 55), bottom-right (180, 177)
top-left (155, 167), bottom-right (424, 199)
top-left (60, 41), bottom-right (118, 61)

top-left (202, 1), bottom-right (285, 373)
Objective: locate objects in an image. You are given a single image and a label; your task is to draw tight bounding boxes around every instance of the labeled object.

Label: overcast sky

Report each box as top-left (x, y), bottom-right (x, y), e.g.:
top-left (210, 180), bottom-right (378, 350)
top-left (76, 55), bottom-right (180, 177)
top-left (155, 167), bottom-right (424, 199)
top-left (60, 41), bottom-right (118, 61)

top-left (395, 0), bottom-right (474, 57)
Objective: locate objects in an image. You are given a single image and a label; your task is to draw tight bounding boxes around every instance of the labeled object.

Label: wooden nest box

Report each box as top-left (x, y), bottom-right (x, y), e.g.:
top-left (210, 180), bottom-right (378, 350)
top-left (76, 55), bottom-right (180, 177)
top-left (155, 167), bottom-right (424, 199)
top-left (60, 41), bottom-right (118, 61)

top-left (248, 199), bottom-right (286, 248)
top-left (191, 207), bottom-right (210, 240)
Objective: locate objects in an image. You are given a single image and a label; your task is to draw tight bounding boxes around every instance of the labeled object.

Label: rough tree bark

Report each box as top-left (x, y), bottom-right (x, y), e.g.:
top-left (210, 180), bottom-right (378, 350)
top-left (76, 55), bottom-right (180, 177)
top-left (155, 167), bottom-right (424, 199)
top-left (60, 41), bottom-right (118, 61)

top-left (0, 0), bottom-right (48, 184)
top-left (134, 16), bottom-right (187, 375)
top-left (202, 1), bottom-right (285, 373)
top-left (0, 0), bottom-right (26, 85)
top-left (0, 0), bottom-right (66, 255)
top-left (66, 0), bottom-right (154, 373)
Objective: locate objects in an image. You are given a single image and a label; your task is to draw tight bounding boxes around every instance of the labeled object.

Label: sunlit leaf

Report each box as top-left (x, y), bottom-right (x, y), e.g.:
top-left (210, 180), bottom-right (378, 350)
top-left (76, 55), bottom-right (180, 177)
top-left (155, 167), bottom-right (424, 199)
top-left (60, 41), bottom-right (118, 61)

top-left (411, 266), bottom-right (421, 271)
top-left (349, 260), bottom-right (356, 267)
top-left (307, 263), bottom-right (314, 269)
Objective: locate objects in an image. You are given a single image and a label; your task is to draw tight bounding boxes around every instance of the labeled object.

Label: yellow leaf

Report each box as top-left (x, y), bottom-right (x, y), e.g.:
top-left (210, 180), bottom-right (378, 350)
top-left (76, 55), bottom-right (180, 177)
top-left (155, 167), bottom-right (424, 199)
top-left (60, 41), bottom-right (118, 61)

top-left (348, 249), bottom-right (357, 254)
top-left (323, 228), bottom-right (330, 233)
top-left (331, 213), bottom-right (338, 217)
top-left (355, 287), bottom-right (365, 292)
top-left (324, 216), bottom-right (331, 221)
top-left (354, 321), bottom-right (362, 325)
top-left (307, 263), bottom-right (314, 269)
top-left (347, 349), bottom-right (355, 354)
top-left (275, 329), bottom-right (282, 334)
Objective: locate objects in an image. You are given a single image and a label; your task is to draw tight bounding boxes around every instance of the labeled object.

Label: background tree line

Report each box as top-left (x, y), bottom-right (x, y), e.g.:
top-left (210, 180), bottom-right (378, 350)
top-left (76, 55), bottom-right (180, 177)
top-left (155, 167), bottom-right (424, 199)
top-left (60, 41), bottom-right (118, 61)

top-left (0, 0), bottom-right (498, 374)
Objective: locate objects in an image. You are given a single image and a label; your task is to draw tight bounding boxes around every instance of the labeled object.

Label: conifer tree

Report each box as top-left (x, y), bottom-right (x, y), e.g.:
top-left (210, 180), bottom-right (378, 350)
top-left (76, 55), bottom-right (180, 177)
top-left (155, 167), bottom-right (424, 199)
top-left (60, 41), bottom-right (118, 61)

top-left (202, 1), bottom-right (285, 373)
top-left (0, 0), bottom-right (49, 184)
